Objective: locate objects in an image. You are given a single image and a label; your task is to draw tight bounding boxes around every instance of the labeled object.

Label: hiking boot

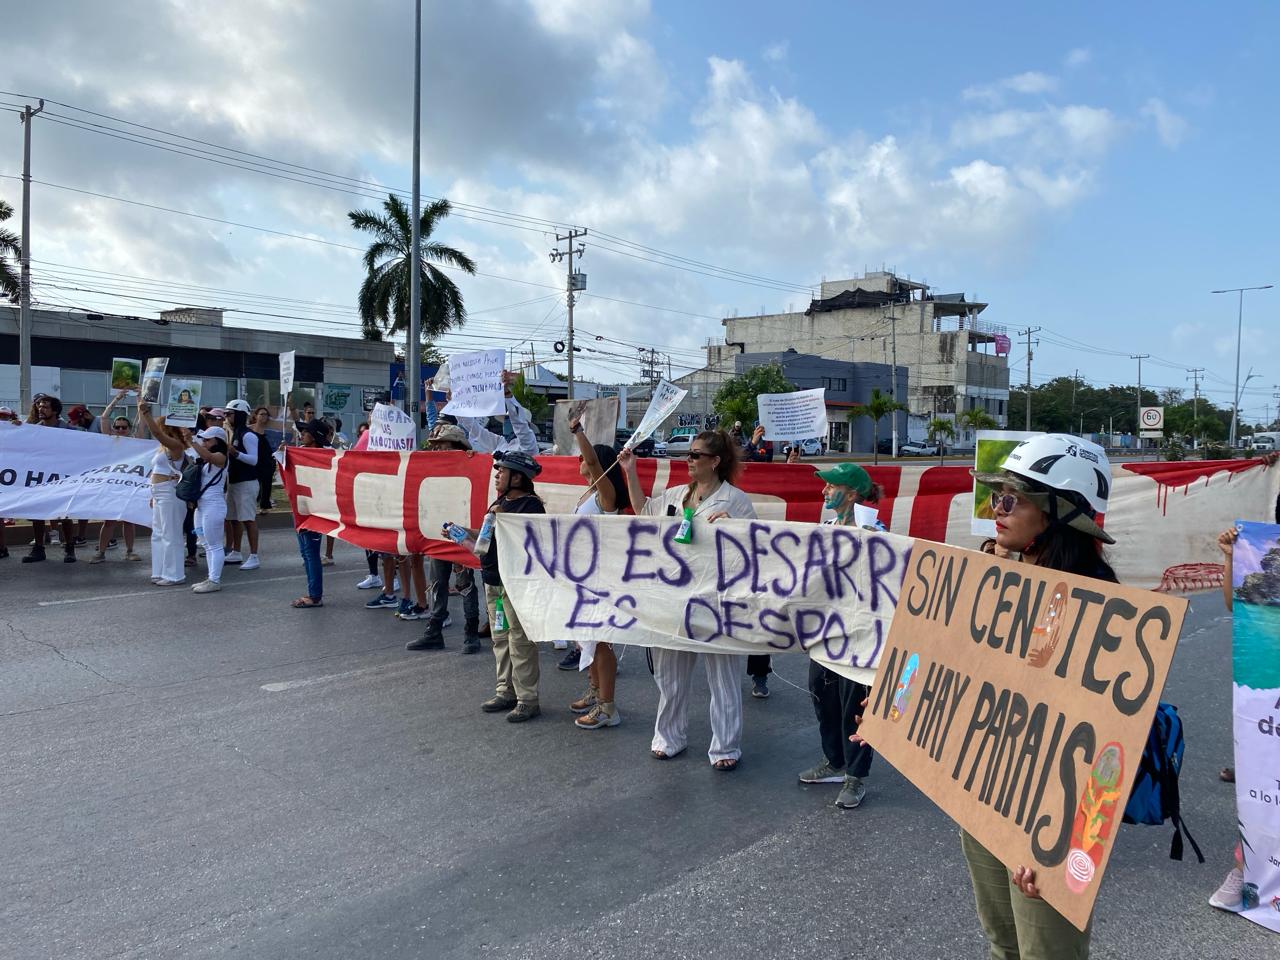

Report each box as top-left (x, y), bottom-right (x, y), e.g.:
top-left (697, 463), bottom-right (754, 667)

top-left (751, 677), bottom-right (770, 699)
top-left (575, 702), bottom-right (620, 730)
top-left (798, 759), bottom-right (845, 784)
top-left (21, 546), bottom-right (46, 563)
top-left (557, 647), bottom-right (581, 671)
top-left (406, 633), bottom-right (444, 651)
top-left (1208, 867), bottom-right (1245, 912)
top-left (506, 702), bottom-right (541, 723)
top-left (570, 684), bottom-right (599, 714)
top-left (835, 775), bottom-right (866, 809)
top-left (481, 695), bottom-right (518, 713)
top-left (462, 637), bottom-right (482, 655)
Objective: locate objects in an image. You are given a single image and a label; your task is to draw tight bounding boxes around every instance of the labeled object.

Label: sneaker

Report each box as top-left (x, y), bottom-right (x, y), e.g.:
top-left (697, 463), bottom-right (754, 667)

top-left (1208, 867), bottom-right (1245, 912)
top-left (88, 552), bottom-right (107, 564)
top-left (396, 597), bottom-right (413, 617)
top-left (751, 677), bottom-right (770, 699)
top-left (443, 615), bottom-right (452, 628)
top-left (106, 539), bottom-right (119, 550)
top-left (506, 702), bottom-right (541, 723)
top-left (798, 759), bottom-right (846, 784)
top-left (365, 593), bottom-right (398, 609)
top-left (557, 647), bottom-right (581, 671)
top-left (320, 556), bottom-right (334, 566)
top-left (124, 552), bottom-right (142, 562)
top-left (406, 633), bottom-right (444, 651)
top-left (21, 548), bottom-right (46, 564)
top-left (224, 551), bottom-right (244, 564)
top-left (462, 637), bottom-right (482, 655)
top-left (576, 703), bottom-right (620, 730)
top-left (192, 579), bottom-right (222, 594)
top-left (155, 578), bottom-right (186, 586)
top-left (74, 536), bottom-right (88, 546)
top-left (397, 604), bottom-right (427, 621)
top-left (239, 554), bottom-right (260, 571)
top-left (482, 695), bottom-right (518, 713)
top-left (356, 574), bottom-right (383, 590)
top-left (835, 775), bottom-right (866, 809)
top-left (570, 685), bottom-right (599, 714)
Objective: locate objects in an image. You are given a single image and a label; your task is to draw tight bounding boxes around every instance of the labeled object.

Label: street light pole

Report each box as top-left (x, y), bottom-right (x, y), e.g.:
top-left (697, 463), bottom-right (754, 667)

top-left (1211, 284), bottom-right (1273, 446)
top-left (406, 0), bottom-right (423, 445)
top-left (18, 99), bottom-right (44, 414)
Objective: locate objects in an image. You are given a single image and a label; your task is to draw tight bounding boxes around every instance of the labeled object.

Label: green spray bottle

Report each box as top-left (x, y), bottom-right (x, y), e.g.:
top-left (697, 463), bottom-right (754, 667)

top-left (673, 507), bottom-right (695, 544)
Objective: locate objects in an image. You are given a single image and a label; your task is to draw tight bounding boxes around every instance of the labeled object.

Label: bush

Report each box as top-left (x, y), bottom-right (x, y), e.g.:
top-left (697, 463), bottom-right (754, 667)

top-left (1200, 443), bottom-right (1233, 461)
top-left (1163, 441), bottom-right (1186, 461)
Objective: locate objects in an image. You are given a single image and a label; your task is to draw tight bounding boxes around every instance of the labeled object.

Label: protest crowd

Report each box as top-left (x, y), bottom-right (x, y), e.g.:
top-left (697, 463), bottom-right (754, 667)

top-left (3, 350), bottom-right (1278, 959)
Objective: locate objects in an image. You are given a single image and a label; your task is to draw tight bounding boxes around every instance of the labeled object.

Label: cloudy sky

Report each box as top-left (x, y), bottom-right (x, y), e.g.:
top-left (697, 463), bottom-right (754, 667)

top-left (2, 1), bottom-right (1276, 420)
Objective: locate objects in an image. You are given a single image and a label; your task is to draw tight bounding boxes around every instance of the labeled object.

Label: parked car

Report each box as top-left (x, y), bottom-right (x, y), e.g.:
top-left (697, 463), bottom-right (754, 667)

top-left (651, 438), bottom-right (668, 457)
top-left (614, 428), bottom-right (656, 458)
top-left (664, 434), bottom-right (695, 456)
top-left (783, 437), bottom-right (823, 457)
top-left (898, 441), bottom-right (939, 457)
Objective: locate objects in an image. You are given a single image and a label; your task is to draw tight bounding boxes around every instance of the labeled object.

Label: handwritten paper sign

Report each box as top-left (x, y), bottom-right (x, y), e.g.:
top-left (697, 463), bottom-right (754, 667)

top-left (166, 379), bottom-right (201, 428)
top-left (367, 402), bottom-right (416, 451)
top-left (757, 388), bottom-right (827, 442)
top-left (496, 513), bottom-right (912, 683)
top-left (553, 397), bottom-right (619, 454)
top-left (440, 349), bottom-right (505, 419)
top-left (140, 357), bottom-right (169, 404)
top-left (859, 541), bottom-right (1187, 930)
top-left (279, 350), bottom-right (296, 400)
top-left (629, 380), bottom-right (688, 448)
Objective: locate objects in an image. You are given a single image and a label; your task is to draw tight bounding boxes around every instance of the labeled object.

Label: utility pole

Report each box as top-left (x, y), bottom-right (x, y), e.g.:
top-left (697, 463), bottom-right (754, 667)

top-left (405, 0), bottom-right (423, 444)
top-left (1131, 353), bottom-right (1150, 453)
top-left (1070, 368), bottom-right (1079, 434)
top-left (549, 228), bottom-right (587, 399)
top-left (1212, 284), bottom-right (1273, 446)
top-left (1187, 367), bottom-right (1204, 448)
top-left (1018, 326), bottom-right (1041, 430)
top-left (18, 99), bottom-right (44, 414)
top-left (890, 311), bottom-right (899, 458)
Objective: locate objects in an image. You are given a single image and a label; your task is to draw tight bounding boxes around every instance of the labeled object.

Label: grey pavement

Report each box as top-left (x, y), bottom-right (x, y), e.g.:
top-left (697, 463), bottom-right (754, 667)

top-left (0, 528), bottom-right (1270, 959)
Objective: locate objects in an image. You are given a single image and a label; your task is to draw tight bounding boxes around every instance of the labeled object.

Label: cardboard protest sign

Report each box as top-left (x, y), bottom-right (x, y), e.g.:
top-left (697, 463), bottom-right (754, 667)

top-left (110, 358), bottom-right (142, 397)
top-left (496, 514), bottom-right (913, 683)
top-left (553, 397), bottom-right (619, 454)
top-left (166, 379), bottom-right (201, 428)
top-left (1228, 520), bottom-right (1280, 932)
top-left (279, 350), bottom-right (296, 399)
top-left (859, 541), bottom-right (1187, 930)
top-left (367, 402), bottom-right (415, 451)
top-left (440, 349), bottom-right (505, 419)
top-left (757, 388), bottom-right (827, 442)
top-left (629, 380), bottom-right (687, 448)
top-left (972, 430), bottom-right (1038, 536)
top-left (140, 357), bottom-right (169, 404)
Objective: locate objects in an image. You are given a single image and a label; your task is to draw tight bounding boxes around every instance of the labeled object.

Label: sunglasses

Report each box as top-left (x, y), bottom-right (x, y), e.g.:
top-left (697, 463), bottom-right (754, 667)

top-left (687, 451), bottom-right (714, 461)
top-left (989, 491), bottom-right (1022, 514)
top-left (112, 423), bottom-right (131, 432)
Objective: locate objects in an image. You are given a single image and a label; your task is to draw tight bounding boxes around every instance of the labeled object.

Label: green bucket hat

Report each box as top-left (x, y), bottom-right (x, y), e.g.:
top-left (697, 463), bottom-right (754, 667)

top-left (814, 462), bottom-right (873, 498)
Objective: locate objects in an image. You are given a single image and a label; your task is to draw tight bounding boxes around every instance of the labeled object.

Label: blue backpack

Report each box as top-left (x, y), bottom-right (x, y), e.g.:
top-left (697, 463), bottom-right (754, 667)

top-left (1122, 702), bottom-right (1204, 862)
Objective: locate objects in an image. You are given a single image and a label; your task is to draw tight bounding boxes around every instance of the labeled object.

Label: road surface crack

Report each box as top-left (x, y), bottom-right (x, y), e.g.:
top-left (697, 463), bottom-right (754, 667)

top-left (2, 617), bottom-right (129, 689)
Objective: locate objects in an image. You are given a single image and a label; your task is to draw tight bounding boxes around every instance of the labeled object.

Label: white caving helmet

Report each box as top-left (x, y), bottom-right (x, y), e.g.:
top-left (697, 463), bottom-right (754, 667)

top-left (225, 399), bottom-right (252, 414)
top-left (973, 433), bottom-right (1114, 544)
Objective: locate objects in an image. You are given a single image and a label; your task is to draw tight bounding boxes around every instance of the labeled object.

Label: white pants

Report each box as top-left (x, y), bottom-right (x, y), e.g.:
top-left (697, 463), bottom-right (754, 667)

top-left (150, 481), bottom-right (186, 582)
top-left (196, 494), bottom-right (227, 583)
top-left (650, 649), bottom-right (745, 764)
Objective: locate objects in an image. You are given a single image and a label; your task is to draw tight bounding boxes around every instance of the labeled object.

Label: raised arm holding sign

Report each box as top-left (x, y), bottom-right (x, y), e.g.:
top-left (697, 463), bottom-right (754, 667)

top-left (440, 349), bottom-right (506, 419)
top-left (627, 379), bottom-right (687, 449)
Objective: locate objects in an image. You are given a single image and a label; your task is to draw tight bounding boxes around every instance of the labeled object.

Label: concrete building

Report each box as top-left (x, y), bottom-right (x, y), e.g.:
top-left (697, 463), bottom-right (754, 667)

top-left (1, 306), bottom-right (396, 428)
top-left (699, 271), bottom-right (1010, 446)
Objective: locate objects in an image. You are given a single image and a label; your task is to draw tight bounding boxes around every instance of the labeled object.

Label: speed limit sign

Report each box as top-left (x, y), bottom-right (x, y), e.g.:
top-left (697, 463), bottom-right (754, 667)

top-left (1140, 406), bottom-right (1164, 432)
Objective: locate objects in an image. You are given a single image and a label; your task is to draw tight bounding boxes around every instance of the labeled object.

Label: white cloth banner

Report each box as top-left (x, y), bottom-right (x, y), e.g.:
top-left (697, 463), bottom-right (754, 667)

top-left (629, 380), bottom-right (688, 448)
top-left (496, 513), bottom-right (912, 684)
top-left (0, 425), bottom-right (156, 524)
top-left (440, 349), bottom-right (506, 418)
top-left (279, 350), bottom-right (296, 399)
top-left (367, 402), bottom-right (416, 451)
top-left (757, 388), bottom-right (827, 442)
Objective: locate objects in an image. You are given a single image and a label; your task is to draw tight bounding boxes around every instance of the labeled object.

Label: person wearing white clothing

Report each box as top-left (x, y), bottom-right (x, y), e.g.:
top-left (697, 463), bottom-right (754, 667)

top-left (138, 402), bottom-right (189, 585)
top-left (454, 372), bottom-right (538, 456)
top-left (186, 425), bottom-right (229, 593)
top-left (222, 399), bottom-right (261, 570)
top-left (619, 429), bottom-right (757, 771)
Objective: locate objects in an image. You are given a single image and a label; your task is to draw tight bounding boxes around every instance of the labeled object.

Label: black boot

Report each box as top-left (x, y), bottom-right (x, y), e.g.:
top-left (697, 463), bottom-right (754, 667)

top-left (462, 622), bottom-right (481, 654)
top-left (22, 545), bottom-right (46, 563)
top-left (407, 631), bottom-right (445, 651)
top-left (63, 546), bottom-right (77, 563)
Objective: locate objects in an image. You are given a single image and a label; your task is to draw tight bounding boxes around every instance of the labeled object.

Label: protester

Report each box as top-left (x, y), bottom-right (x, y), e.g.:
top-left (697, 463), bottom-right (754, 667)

top-left (137, 401), bottom-right (189, 585)
top-left (959, 433), bottom-right (1121, 956)
top-left (0, 405), bottom-right (15, 559)
top-left (785, 445), bottom-right (801, 464)
top-left (290, 420), bottom-right (333, 608)
top-left (797, 461), bottom-right (885, 810)
top-left (744, 424), bottom-right (774, 463)
top-left (186, 424), bottom-right (229, 593)
top-left (89, 392), bottom-right (142, 563)
top-left (22, 394), bottom-right (78, 563)
top-left (66, 404), bottom-right (94, 432)
top-left (250, 406), bottom-right (276, 511)
top-left (563, 410), bottom-right (628, 730)
top-left (620, 429), bottom-right (756, 770)
top-left (222, 399), bottom-right (261, 571)
top-left (445, 450), bottom-right (546, 721)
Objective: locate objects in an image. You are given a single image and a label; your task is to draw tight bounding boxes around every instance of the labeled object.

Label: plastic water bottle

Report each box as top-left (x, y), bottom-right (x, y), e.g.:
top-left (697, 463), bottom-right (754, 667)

top-left (473, 512), bottom-right (495, 557)
top-left (494, 595), bottom-right (508, 633)
top-left (674, 507), bottom-right (695, 544)
top-left (442, 522), bottom-right (467, 544)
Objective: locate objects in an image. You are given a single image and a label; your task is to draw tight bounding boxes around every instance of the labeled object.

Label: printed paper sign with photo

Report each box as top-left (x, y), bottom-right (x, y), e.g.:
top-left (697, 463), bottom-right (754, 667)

top-left (166, 379), bottom-right (201, 428)
top-left (756, 388), bottom-right (827, 442)
top-left (140, 357), bottom-right (169, 404)
top-left (440, 350), bottom-right (505, 419)
top-left (859, 540), bottom-right (1187, 931)
top-left (110, 358), bottom-right (142, 397)
top-left (972, 430), bottom-right (1039, 536)
top-left (553, 397), bottom-right (619, 454)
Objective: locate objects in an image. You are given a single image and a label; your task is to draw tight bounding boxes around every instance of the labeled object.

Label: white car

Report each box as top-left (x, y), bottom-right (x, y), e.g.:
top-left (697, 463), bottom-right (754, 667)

top-left (784, 438), bottom-right (823, 456)
top-left (652, 438), bottom-right (668, 457)
top-left (898, 441), bottom-right (939, 456)
top-left (664, 434), bottom-right (695, 455)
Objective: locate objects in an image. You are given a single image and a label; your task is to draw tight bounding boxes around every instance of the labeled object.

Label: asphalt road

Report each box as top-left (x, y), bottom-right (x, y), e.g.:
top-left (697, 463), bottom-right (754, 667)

top-left (1, 529), bottom-right (1271, 959)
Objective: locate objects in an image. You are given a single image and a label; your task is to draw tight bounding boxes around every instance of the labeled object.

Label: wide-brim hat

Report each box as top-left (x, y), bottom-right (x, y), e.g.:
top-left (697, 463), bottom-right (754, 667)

top-left (972, 468), bottom-right (1115, 544)
top-left (427, 423), bottom-right (471, 449)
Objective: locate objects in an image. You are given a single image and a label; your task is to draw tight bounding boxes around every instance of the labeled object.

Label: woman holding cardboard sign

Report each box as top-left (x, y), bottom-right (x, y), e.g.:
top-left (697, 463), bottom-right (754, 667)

top-left (962, 433), bottom-right (1119, 959)
top-left (619, 429), bottom-right (755, 771)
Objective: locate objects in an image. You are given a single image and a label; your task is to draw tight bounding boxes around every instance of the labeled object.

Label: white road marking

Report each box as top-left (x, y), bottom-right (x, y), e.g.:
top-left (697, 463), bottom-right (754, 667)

top-left (261, 662), bottom-right (403, 692)
top-left (37, 569), bottom-right (359, 606)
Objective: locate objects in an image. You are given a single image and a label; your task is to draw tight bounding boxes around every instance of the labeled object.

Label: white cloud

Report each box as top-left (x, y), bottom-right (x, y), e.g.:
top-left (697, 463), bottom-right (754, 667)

top-left (1064, 48), bottom-right (1091, 68)
top-left (763, 41), bottom-right (788, 63)
top-left (963, 71), bottom-right (1058, 103)
top-left (1141, 97), bottom-right (1190, 149)
top-left (952, 105), bottom-right (1119, 156)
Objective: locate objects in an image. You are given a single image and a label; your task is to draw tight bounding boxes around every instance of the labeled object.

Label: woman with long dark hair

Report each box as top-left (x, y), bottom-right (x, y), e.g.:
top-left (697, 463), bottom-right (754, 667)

top-left (222, 399), bottom-right (261, 571)
top-left (619, 429), bottom-right (756, 770)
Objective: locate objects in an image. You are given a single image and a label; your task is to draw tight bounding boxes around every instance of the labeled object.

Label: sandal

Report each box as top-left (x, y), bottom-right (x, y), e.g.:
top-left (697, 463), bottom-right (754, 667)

top-left (713, 758), bottom-right (739, 772)
top-left (291, 597), bottom-right (324, 608)
top-left (651, 748), bottom-right (685, 760)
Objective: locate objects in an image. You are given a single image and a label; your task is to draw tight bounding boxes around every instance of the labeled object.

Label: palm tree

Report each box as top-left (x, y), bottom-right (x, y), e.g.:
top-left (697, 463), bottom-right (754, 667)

top-left (957, 408), bottom-right (998, 447)
top-left (0, 200), bottom-right (21, 303)
top-left (847, 387), bottom-right (907, 464)
top-left (348, 194), bottom-right (476, 341)
top-left (927, 417), bottom-right (956, 464)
